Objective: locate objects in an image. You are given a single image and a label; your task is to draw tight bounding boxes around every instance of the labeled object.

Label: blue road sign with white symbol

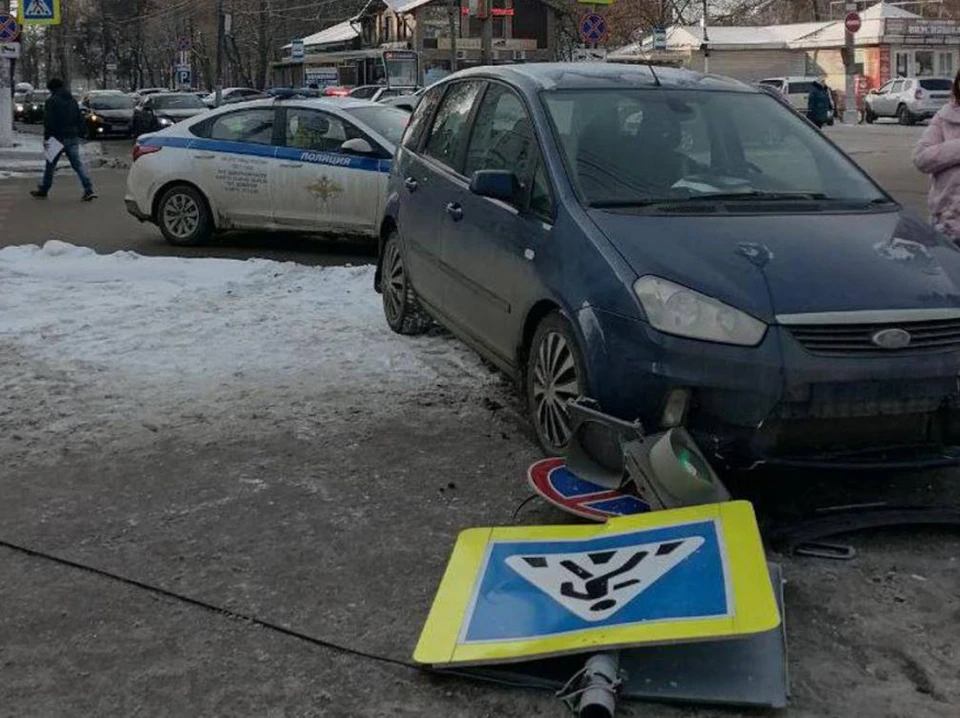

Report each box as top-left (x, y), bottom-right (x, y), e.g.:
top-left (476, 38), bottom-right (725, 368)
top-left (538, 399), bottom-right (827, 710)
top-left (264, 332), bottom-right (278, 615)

top-left (176, 68), bottom-right (192, 86)
top-left (0, 14), bottom-right (19, 42)
top-left (461, 519), bottom-right (729, 643)
top-left (23, 0), bottom-right (56, 22)
top-left (579, 12), bottom-right (608, 45)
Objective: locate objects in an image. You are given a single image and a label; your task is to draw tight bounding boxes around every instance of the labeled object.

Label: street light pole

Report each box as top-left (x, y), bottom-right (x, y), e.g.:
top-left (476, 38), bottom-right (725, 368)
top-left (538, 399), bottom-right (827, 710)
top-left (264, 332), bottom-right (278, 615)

top-left (701, 0), bottom-right (709, 74)
top-left (215, 0), bottom-right (224, 107)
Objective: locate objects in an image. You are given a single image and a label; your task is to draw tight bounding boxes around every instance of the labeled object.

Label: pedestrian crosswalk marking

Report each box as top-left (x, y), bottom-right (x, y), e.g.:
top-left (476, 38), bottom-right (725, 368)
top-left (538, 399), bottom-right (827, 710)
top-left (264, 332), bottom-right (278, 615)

top-left (25, 0), bottom-right (53, 18)
top-left (505, 536), bottom-right (705, 622)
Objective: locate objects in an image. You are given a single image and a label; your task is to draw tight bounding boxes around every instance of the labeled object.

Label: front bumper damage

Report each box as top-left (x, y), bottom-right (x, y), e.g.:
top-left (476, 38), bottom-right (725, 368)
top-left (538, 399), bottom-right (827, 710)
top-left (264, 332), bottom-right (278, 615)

top-left (580, 307), bottom-right (960, 471)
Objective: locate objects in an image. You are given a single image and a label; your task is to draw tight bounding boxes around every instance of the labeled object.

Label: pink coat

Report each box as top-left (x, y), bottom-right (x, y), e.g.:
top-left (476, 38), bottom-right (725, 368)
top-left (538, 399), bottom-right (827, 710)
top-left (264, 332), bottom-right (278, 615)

top-left (913, 102), bottom-right (960, 240)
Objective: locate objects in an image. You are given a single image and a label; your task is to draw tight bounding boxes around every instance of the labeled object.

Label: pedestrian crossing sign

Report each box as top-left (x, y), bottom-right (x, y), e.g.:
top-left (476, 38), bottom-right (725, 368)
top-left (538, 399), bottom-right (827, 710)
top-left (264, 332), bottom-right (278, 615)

top-left (19, 0), bottom-right (60, 26)
top-left (414, 501), bottom-right (779, 666)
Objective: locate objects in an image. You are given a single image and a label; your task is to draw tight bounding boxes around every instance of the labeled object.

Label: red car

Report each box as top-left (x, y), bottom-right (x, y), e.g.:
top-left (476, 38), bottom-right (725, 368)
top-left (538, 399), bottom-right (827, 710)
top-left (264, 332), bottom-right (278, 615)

top-left (322, 85), bottom-right (351, 97)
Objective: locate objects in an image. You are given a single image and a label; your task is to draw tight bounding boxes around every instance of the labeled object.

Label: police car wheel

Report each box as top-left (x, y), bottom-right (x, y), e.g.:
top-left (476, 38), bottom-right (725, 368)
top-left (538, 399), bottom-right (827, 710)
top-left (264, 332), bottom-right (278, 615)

top-left (157, 185), bottom-right (212, 247)
top-left (382, 230), bottom-right (431, 336)
top-left (527, 312), bottom-right (587, 456)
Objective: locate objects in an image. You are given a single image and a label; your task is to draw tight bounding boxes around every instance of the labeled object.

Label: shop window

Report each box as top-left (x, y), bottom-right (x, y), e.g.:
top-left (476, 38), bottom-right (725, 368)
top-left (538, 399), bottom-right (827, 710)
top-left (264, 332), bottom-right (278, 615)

top-left (895, 51), bottom-right (910, 78)
top-left (916, 50), bottom-right (935, 77)
top-left (939, 52), bottom-right (954, 77)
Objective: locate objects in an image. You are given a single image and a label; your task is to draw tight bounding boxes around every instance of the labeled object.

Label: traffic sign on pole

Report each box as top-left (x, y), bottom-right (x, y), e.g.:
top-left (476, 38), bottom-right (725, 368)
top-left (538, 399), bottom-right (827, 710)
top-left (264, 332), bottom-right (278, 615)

top-left (579, 13), bottom-right (608, 45)
top-left (19, 0), bottom-right (60, 26)
top-left (844, 11), bottom-right (862, 34)
top-left (653, 26), bottom-right (667, 51)
top-left (0, 14), bottom-right (20, 42)
top-left (291, 39), bottom-right (305, 62)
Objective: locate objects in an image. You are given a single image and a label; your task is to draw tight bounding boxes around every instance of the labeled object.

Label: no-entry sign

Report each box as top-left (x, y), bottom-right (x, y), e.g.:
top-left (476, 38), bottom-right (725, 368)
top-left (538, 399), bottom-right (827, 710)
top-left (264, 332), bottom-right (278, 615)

top-left (845, 11), bottom-right (862, 34)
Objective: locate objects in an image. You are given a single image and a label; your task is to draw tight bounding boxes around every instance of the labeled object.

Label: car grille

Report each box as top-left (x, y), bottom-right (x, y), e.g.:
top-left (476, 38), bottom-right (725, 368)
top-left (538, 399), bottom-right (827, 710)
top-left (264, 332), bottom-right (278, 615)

top-left (788, 318), bottom-right (960, 356)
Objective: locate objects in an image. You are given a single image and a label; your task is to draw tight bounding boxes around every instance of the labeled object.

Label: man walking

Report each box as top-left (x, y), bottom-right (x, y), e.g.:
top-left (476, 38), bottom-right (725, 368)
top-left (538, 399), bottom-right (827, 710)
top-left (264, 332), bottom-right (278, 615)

top-left (806, 79), bottom-right (832, 130)
top-left (30, 78), bottom-right (97, 201)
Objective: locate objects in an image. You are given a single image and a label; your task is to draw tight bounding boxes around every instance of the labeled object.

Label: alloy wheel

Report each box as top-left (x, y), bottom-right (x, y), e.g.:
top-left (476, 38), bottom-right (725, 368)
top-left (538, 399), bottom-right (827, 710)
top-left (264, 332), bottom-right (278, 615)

top-left (532, 330), bottom-right (581, 449)
top-left (383, 239), bottom-right (406, 326)
top-left (163, 193), bottom-right (200, 240)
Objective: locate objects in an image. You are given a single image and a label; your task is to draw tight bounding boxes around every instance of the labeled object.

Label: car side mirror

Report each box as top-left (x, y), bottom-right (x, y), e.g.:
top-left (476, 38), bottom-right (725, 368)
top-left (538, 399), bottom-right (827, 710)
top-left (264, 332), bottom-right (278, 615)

top-left (340, 138), bottom-right (375, 155)
top-left (469, 169), bottom-right (519, 203)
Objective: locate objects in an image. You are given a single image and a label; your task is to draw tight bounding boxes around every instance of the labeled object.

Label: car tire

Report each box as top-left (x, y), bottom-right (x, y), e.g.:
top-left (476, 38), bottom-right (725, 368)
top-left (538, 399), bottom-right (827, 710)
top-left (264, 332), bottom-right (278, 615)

top-left (381, 230), bottom-right (431, 336)
top-left (898, 104), bottom-right (914, 126)
top-left (156, 184), bottom-right (213, 247)
top-left (526, 311), bottom-right (588, 456)
top-left (864, 107), bottom-right (876, 124)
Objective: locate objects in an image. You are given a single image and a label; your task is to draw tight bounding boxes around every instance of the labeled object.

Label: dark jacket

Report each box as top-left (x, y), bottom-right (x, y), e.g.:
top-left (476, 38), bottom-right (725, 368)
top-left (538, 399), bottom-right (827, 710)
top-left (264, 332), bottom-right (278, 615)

top-left (806, 82), bottom-right (832, 125)
top-left (43, 88), bottom-right (82, 142)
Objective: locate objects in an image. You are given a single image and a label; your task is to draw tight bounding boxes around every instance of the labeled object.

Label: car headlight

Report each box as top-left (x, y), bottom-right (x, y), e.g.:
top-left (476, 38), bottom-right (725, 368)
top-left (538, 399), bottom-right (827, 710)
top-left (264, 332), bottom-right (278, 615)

top-left (633, 276), bottom-right (767, 346)
top-left (89, 114), bottom-right (101, 122)
top-left (157, 116), bottom-right (174, 126)
top-left (15, 103), bottom-right (23, 112)
top-left (32, 104), bottom-right (40, 110)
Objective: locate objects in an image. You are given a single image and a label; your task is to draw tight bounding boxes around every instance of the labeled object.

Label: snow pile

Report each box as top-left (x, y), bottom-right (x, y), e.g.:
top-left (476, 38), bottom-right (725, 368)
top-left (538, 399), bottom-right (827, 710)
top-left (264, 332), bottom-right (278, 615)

top-left (0, 242), bottom-right (494, 459)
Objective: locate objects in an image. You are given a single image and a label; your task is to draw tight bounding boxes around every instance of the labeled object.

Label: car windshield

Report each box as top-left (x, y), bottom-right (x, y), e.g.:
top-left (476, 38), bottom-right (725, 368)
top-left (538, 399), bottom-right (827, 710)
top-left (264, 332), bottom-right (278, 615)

top-left (542, 89), bottom-right (887, 208)
top-left (90, 94), bottom-right (135, 110)
top-left (920, 78), bottom-right (952, 91)
top-left (153, 94), bottom-right (206, 109)
top-left (31, 91), bottom-right (50, 102)
top-left (343, 106), bottom-right (409, 146)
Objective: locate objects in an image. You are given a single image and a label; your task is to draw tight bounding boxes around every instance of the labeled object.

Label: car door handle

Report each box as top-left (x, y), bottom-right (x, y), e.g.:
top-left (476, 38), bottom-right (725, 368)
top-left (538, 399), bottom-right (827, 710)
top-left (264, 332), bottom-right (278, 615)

top-left (279, 162), bottom-right (303, 168)
top-left (445, 202), bottom-right (463, 221)
top-left (193, 153), bottom-right (215, 160)
top-left (404, 177), bottom-right (418, 192)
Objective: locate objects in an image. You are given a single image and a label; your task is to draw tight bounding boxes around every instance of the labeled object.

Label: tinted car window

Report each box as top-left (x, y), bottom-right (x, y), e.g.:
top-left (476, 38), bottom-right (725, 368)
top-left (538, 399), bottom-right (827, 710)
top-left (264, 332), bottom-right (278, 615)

top-left (343, 106), bottom-right (409, 146)
top-left (422, 81), bottom-right (484, 169)
top-left (401, 86), bottom-right (442, 149)
top-left (788, 81), bottom-right (816, 95)
top-left (285, 109), bottom-right (360, 152)
top-left (920, 78), bottom-right (952, 91)
top-left (543, 89), bottom-right (885, 207)
top-left (529, 161), bottom-right (553, 219)
top-left (210, 108), bottom-right (276, 144)
top-left (464, 84), bottom-right (537, 183)
top-left (351, 86), bottom-right (379, 100)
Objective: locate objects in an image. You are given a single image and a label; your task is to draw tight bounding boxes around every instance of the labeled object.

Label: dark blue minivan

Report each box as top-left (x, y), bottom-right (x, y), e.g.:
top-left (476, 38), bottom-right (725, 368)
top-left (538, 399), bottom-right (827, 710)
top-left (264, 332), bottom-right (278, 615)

top-left (375, 63), bottom-right (960, 470)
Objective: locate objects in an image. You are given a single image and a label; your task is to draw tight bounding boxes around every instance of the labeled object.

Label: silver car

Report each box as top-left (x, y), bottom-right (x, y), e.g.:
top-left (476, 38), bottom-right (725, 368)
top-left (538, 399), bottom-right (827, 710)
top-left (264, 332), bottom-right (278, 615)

top-left (864, 77), bottom-right (952, 125)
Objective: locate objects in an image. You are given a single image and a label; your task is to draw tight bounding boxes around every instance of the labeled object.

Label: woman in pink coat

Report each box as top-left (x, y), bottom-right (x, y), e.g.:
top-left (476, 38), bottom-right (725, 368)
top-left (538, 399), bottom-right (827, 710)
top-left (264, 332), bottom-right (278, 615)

top-left (914, 70), bottom-right (960, 241)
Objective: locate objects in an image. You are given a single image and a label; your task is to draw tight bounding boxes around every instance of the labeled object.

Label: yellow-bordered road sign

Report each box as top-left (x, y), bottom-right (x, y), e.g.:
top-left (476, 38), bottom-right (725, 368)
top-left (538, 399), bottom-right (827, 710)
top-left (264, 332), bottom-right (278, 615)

top-left (19, 0), bottom-right (60, 26)
top-left (415, 501), bottom-right (779, 666)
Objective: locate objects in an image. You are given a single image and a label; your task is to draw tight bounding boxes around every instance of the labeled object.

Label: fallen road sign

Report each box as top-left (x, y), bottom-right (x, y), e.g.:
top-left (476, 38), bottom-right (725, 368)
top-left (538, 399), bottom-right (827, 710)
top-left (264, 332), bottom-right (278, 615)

top-left (415, 501), bottom-right (779, 666)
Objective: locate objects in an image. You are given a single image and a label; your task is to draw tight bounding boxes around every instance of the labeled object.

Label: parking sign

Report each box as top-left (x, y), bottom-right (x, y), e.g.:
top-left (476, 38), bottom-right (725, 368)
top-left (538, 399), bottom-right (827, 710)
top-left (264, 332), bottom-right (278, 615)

top-left (291, 39), bottom-right (304, 63)
top-left (415, 501), bottom-right (780, 666)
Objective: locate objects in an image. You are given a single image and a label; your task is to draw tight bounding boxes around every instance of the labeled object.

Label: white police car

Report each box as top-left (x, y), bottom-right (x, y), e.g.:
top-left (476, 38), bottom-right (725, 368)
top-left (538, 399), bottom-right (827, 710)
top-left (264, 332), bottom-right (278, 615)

top-left (125, 97), bottom-right (409, 246)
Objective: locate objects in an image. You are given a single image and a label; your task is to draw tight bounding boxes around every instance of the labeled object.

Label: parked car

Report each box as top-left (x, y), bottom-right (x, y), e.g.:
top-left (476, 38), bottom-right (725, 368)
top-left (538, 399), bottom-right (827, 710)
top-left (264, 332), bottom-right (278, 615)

top-left (132, 92), bottom-right (208, 135)
top-left (80, 90), bottom-right (136, 138)
top-left (20, 90), bottom-right (50, 123)
top-left (350, 84), bottom-right (416, 103)
top-left (377, 62), bottom-right (960, 469)
top-left (863, 77), bottom-right (952, 125)
top-left (125, 98), bottom-right (409, 247)
top-left (757, 76), bottom-right (828, 116)
top-left (201, 87), bottom-right (265, 107)
top-left (380, 89), bottom-right (424, 113)
top-left (13, 91), bottom-right (29, 122)
top-left (323, 86), bottom-right (352, 97)
top-left (132, 87), bottom-right (170, 98)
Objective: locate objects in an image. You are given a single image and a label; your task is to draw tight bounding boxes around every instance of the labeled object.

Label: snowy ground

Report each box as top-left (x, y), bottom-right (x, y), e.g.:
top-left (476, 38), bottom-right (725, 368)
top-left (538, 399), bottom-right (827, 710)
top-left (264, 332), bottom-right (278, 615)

top-left (0, 241), bottom-right (494, 465)
top-left (0, 132), bottom-right (103, 175)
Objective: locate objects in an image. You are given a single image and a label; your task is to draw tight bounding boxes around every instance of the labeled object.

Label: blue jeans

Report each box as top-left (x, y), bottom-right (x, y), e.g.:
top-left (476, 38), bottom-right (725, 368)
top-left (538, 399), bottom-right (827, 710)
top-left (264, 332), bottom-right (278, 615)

top-left (39, 139), bottom-right (94, 194)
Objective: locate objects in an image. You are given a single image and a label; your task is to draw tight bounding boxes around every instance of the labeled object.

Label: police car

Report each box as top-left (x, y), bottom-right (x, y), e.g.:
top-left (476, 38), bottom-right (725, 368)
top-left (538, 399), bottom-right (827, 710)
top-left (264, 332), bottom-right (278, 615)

top-left (125, 97), bottom-right (409, 246)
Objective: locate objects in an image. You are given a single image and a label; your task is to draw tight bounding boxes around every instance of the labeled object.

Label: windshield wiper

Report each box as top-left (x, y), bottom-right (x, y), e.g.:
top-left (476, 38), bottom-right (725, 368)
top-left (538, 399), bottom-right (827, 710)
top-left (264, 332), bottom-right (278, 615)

top-left (682, 191), bottom-right (829, 201)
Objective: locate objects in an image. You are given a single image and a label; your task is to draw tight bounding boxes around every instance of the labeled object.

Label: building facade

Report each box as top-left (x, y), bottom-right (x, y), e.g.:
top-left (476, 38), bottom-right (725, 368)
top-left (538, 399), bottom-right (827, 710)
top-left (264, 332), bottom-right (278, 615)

top-left (274, 0), bottom-right (560, 88)
top-left (609, 2), bottom-right (960, 99)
